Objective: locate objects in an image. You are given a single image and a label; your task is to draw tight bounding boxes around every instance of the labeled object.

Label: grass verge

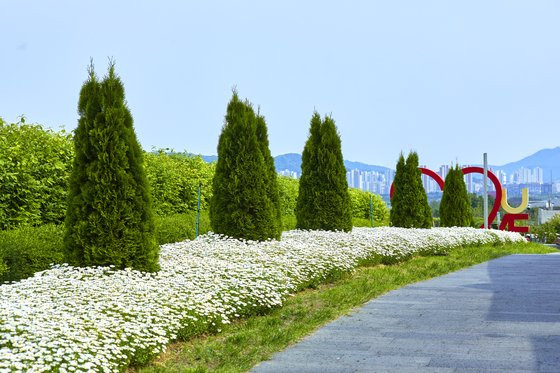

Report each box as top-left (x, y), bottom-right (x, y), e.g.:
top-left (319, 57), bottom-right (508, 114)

top-left (134, 242), bottom-right (556, 373)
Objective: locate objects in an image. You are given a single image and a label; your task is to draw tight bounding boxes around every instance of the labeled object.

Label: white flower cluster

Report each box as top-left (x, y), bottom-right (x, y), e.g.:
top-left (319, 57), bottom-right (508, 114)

top-left (0, 227), bottom-right (524, 372)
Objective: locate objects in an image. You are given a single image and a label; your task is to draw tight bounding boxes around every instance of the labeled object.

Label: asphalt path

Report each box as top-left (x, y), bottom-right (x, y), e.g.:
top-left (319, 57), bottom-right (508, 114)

top-left (252, 253), bottom-right (560, 372)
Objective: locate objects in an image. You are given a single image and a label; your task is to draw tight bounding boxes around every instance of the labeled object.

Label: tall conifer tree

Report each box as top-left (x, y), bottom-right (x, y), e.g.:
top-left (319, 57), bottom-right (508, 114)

top-left (440, 165), bottom-right (473, 227)
top-left (210, 91), bottom-right (278, 240)
top-left (256, 112), bottom-right (282, 239)
top-left (296, 112), bottom-right (322, 229)
top-left (296, 113), bottom-right (352, 231)
top-left (64, 62), bottom-right (159, 271)
top-left (390, 153), bottom-right (411, 227)
top-left (407, 152), bottom-right (433, 228)
top-left (390, 152), bottom-right (433, 228)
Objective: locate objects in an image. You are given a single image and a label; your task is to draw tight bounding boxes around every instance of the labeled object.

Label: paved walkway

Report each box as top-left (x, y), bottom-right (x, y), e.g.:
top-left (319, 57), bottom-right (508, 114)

top-left (252, 254), bottom-right (560, 372)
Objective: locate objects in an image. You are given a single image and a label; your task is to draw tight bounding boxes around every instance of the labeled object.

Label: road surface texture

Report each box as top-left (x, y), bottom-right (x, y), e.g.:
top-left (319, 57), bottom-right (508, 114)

top-left (252, 254), bottom-right (560, 372)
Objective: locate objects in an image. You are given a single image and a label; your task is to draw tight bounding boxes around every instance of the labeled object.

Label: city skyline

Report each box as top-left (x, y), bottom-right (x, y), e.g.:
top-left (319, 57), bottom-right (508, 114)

top-left (280, 164), bottom-right (556, 197)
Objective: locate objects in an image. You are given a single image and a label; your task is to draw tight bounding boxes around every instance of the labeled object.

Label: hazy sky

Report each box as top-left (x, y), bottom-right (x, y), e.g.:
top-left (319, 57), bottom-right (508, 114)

top-left (2, 1), bottom-right (559, 169)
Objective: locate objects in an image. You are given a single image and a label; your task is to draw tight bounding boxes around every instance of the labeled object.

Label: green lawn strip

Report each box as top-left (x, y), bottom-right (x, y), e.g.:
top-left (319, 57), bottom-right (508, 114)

top-left (134, 242), bottom-right (555, 373)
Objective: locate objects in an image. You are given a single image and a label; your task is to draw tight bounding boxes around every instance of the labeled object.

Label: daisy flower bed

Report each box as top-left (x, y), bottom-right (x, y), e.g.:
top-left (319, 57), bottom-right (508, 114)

top-left (0, 227), bottom-right (524, 372)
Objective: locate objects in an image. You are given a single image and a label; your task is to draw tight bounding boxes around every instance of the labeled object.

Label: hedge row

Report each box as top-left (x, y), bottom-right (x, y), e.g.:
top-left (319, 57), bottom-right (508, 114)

top-left (0, 118), bottom-right (216, 228)
top-left (0, 209), bottom-right (385, 283)
top-left (0, 212), bottom-right (211, 282)
top-left (0, 118), bottom-right (73, 229)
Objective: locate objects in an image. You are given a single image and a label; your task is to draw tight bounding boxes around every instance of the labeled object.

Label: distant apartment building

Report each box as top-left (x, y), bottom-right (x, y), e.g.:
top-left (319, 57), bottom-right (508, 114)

top-left (508, 167), bottom-right (544, 185)
top-left (345, 169), bottom-right (394, 195)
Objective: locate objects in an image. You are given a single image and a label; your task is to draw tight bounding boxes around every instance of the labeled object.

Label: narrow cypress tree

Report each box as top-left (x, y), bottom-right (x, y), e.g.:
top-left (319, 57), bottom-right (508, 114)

top-left (64, 62), bottom-right (158, 271)
top-left (210, 91), bottom-right (278, 241)
top-left (296, 113), bottom-right (352, 231)
top-left (440, 165), bottom-right (473, 227)
top-left (407, 152), bottom-right (433, 228)
top-left (256, 112), bottom-right (282, 239)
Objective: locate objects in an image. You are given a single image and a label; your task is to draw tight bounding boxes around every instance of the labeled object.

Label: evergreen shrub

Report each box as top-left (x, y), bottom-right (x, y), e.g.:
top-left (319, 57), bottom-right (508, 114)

top-left (440, 165), bottom-right (473, 227)
top-left (296, 113), bottom-right (352, 231)
top-left (64, 62), bottom-right (159, 272)
top-left (390, 152), bottom-right (432, 228)
top-left (210, 92), bottom-right (281, 241)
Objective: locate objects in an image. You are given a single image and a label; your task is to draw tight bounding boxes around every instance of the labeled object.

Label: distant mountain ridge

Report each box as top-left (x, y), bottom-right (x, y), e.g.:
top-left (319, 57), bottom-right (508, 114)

top-left (200, 152), bottom-right (392, 174)
top-left (492, 146), bottom-right (560, 182)
top-left (197, 146), bottom-right (560, 181)
top-left (274, 153), bottom-right (392, 174)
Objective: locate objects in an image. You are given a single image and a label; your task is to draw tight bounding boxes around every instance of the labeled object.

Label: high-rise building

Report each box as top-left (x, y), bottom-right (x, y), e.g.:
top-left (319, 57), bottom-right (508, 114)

top-left (534, 167), bottom-right (544, 184)
top-left (439, 165), bottom-right (450, 180)
top-left (496, 170), bottom-right (507, 186)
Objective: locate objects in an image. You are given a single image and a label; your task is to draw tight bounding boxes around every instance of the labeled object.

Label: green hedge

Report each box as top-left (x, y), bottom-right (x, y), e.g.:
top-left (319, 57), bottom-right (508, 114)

top-left (0, 224), bottom-right (64, 282)
top-left (0, 118), bottom-right (73, 229)
top-left (0, 213), bottom-right (210, 283)
top-left (0, 119), bottom-right (215, 229)
top-left (154, 211), bottom-right (211, 245)
top-left (348, 188), bottom-right (390, 226)
top-left (145, 151), bottom-right (214, 216)
top-left (277, 176), bottom-right (299, 216)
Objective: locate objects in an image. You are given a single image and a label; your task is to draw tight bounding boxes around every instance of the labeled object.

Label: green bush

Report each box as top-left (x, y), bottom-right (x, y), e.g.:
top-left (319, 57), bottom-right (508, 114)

top-left (296, 113), bottom-right (352, 232)
top-left (0, 260), bottom-right (6, 279)
top-left (348, 188), bottom-right (389, 226)
top-left (210, 92), bottom-right (280, 241)
top-left (0, 117), bottom-right (73, 229)
top-left (352, 218), bottom-right (373, 227)
top-left (277, 176), bottom-right (299, 216)
top-left (0, 224), bottom-right (64, 282)
top-left (144, 151), bottom-right (215, 216)
top-left (155, 212), bottom-right (211, 244)
top-left (282, 215), bottom-right (297, 231)
top-left (64, 63), bottom-right (159, 272)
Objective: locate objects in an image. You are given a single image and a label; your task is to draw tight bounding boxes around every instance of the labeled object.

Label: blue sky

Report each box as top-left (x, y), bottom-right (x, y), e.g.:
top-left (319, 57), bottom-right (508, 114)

top-left (2, 1), bottom-right (559, 169)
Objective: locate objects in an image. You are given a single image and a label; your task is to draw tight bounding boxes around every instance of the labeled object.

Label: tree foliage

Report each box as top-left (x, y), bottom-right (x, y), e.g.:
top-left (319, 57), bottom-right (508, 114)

top-left (440, 166), bottom-right (474, 227)
top-left (296, 113), bottom-right (352, 231)
top-left (210, 91), bottom-right (281, 241)
top-left (64, 62), bottom-right (159, 272)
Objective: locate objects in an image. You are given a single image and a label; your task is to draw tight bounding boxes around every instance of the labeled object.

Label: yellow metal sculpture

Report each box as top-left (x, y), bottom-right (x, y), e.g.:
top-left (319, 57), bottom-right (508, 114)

top-left (501, 187), bottom-right (529, 214)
